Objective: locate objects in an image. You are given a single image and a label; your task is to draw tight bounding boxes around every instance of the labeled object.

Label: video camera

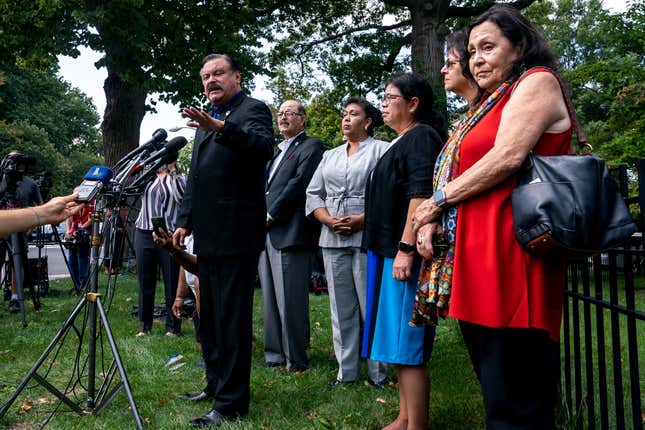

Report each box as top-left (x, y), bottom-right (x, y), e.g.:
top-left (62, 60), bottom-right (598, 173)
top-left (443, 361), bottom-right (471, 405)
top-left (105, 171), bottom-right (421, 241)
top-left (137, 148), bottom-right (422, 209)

top-left (0, 152), bottom-right (36, 177)
top-left (62, 229), bottom-right (90, 251)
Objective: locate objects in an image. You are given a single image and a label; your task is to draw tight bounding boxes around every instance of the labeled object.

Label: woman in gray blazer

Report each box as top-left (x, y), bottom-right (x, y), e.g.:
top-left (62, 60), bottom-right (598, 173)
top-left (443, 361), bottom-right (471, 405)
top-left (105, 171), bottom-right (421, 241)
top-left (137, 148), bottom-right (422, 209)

top-left (306, 97), bottom-right (390, 387)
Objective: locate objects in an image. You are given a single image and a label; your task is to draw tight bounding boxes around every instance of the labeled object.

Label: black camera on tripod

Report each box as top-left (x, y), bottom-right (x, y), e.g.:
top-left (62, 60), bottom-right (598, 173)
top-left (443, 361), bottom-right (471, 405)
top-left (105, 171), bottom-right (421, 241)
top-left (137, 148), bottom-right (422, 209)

top-left (0, 151), bottom-right (35, 177)
top-left (62, 228), bottom-right (90, 251)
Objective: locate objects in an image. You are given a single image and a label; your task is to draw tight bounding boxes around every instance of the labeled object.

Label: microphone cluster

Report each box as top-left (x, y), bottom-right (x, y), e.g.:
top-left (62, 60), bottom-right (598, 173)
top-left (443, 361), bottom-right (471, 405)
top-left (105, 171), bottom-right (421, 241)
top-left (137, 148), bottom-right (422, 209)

top-left (73, 129), bottom-right (189, 204)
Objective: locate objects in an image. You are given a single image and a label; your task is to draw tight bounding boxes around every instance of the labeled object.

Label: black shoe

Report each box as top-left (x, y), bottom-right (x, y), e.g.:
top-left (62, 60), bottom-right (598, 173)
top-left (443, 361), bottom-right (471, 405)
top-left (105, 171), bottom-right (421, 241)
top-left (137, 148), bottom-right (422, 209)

top-left (177, 391), bottom-right (215, 402)
top-left (8, 300), bottom-right (19, 313)
top-left (287, 364), bottom-right (308, 373)
top-left (188, 409), bottom-right (228, 428)
top-left (366, 377), bottom-right (389, 389)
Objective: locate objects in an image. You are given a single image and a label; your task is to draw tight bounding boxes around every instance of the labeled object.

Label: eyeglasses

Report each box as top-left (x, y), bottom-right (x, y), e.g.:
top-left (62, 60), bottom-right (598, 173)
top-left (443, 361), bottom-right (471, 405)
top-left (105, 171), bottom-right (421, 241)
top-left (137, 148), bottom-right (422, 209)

top-left (277, 111), bottom-right (303, 118)
top-left (381, 93), bottom-right (403, 105)
top-left (443, 59), bottom-right (459, 69)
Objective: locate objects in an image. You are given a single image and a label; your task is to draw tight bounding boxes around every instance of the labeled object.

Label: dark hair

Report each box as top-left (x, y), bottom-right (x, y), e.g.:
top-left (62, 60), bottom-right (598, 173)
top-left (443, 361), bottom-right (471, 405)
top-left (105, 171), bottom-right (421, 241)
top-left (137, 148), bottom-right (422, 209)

top-left (445, 29), bottom-right (475, 85)
top-left (465, 5), bottom-right (557, 82)
top-left (386, 72), bottom-right (435, 124)
top-left (385, 72), bottom-right (447, 140)
top-left (200, 53), bottom-right (240, 72)
top-left (344, 96), bottom-right (383, 136)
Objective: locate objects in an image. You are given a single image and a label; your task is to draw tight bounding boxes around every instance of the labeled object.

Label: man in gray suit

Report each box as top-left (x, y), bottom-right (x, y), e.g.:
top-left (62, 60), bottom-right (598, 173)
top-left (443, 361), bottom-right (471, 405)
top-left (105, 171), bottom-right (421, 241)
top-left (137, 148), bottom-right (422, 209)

top-left (259, 100), bottom-right (324, 372)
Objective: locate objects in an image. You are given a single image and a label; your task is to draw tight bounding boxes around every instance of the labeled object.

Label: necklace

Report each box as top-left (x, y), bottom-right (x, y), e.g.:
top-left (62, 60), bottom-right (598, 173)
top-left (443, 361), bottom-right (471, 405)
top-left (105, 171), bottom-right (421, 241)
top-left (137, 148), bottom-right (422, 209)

top-left (397, 121), bottom-right (419, 137)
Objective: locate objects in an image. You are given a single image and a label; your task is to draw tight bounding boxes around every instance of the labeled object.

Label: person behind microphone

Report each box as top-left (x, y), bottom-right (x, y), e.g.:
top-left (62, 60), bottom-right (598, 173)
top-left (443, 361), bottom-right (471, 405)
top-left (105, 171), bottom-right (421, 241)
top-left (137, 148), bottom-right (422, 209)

top-left (134, 151), bottom-right (186, 337)
top-left (173, 53), bottom-right (274, 428)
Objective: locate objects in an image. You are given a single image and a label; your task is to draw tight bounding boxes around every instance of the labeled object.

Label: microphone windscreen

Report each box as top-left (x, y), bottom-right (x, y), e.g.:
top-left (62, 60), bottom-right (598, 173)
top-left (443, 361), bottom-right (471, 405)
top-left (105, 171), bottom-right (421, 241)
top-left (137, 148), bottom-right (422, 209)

top-left (152, 128), bottom-right (168, 142)
top-left (164, 136), bottom-right (188, 153)
top-left (83, 165), bottom-right (114, 183)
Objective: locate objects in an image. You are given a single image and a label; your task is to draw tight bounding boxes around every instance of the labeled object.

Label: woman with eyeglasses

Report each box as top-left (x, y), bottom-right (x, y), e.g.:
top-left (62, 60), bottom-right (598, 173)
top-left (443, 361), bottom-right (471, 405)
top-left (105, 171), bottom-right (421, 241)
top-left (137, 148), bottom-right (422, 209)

top-left (361, 73), bottom-right (445, 430)
top-left (306, 97), bottom-right (390, 388)
top-left (441, 29), bottom-right (479, 107)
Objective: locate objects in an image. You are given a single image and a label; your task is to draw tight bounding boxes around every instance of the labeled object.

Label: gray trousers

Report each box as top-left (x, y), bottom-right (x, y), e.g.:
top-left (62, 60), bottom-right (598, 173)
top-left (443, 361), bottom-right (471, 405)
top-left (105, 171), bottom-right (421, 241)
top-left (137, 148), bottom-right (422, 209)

top-left (323, 247), bottom-right (387, 383)
top-left (258, 235), bottom-right (311, 371)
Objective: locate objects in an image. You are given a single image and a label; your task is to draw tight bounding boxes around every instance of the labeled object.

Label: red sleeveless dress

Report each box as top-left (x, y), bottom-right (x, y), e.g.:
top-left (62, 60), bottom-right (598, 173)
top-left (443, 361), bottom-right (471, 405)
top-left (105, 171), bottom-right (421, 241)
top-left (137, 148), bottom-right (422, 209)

top-left (449, 68), bottom-right (572, 342)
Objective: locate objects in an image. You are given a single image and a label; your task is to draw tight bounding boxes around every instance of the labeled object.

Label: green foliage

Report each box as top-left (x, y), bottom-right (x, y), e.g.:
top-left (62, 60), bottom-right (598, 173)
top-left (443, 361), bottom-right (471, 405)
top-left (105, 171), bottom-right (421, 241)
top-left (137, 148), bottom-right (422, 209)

top-left (527, 0), bottom-right (645, 167)
top-left (0, 66), bottom-right (102, 196)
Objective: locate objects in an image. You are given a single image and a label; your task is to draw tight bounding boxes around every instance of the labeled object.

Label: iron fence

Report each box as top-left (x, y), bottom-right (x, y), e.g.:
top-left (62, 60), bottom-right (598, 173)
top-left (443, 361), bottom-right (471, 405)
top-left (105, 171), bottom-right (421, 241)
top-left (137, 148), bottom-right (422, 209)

top-left (561, 159), bottom-right (644, 429)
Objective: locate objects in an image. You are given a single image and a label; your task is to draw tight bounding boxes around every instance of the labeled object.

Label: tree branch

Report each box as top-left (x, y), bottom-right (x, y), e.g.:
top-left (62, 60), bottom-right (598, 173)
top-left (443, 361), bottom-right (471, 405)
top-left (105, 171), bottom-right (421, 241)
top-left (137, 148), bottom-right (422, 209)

top-left (382, 32), bottom-right (411, 72)
top-left (383, 0), bottom-right (411, 7)
top-left (448, 0), bottom-right (540, 18)
top-left (297, 20), bottom-right (412, 54)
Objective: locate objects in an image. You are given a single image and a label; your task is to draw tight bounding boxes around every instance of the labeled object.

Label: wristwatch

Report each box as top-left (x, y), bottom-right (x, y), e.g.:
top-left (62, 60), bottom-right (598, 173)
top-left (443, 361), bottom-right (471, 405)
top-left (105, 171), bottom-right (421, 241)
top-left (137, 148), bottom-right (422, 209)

top-left (433, 188), bottom-right (449, 209)
top-left (398, 241), bottom-right (416, 254)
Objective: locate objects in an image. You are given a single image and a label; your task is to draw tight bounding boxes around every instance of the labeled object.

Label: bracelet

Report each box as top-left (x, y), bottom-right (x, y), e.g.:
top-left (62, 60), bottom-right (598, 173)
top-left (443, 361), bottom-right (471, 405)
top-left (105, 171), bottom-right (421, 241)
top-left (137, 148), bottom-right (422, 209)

top-left (30, 207), bottom-right (43, 228)
top-left (174, 297), bottom-right (184, 302)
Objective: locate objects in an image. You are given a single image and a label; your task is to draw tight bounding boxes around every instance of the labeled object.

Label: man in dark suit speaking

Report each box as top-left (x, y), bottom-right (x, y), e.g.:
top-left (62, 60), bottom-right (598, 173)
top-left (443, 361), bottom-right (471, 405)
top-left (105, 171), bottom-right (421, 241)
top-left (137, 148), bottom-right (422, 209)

top-left (259, 100), bottom-right (324, 372)
top-left (173, 53), bottom-right (274, 428)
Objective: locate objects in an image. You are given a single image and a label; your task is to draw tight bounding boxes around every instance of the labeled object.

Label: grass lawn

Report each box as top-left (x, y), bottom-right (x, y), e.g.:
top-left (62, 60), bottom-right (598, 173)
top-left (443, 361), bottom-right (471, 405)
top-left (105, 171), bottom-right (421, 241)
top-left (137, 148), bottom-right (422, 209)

top-left (0, 273), bottom-right (486, 429)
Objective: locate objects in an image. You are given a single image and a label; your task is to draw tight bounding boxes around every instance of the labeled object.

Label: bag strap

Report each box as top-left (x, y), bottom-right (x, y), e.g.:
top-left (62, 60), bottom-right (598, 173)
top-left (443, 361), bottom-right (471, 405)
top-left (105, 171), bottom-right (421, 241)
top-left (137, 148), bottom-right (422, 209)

top-left (550, 72), bottom-right (592, 154)
top-left (517, 67), bottom-right (592, 154)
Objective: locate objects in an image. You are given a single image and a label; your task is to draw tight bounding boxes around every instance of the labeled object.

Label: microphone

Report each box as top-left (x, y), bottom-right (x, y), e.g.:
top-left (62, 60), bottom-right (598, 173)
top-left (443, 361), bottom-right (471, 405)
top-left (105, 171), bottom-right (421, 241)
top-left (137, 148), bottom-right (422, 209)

top-left (74, 166), bottom-right (114, 202)
top-left (113, 128), bottom-right (168, 172)
top-left (139, 136), bottom-right (188, 166)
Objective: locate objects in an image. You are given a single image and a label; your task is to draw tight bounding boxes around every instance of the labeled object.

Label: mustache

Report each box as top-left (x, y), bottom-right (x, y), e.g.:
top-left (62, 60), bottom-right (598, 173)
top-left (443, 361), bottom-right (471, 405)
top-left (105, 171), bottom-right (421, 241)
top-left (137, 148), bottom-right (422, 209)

top-left (279, 121), bottom-right (290, 126)
top-left (207, 83), bottom-right (222, 91)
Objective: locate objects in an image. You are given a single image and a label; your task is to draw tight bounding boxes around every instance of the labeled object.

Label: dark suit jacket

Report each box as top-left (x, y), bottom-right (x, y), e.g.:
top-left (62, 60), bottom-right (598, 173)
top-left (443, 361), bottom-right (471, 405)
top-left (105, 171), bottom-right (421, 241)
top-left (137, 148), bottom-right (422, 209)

top-left (177, 93), bottom-right (274, 257)
top-left (266, 132), bottom-right (324, 250)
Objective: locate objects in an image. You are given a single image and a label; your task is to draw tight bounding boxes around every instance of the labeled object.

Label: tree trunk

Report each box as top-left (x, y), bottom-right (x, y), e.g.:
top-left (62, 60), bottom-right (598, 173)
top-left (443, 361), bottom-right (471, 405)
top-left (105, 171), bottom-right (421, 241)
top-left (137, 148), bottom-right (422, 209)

top-left (101, 66), bottom-right (146, 167)
top-left (408, 0), bottom-right (451, 113)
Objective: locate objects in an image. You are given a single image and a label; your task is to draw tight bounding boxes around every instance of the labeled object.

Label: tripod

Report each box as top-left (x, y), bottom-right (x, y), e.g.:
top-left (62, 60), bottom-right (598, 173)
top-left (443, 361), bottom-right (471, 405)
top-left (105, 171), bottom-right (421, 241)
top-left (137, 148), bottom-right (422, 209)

top-left (0, 207), bottom-right (144, 429)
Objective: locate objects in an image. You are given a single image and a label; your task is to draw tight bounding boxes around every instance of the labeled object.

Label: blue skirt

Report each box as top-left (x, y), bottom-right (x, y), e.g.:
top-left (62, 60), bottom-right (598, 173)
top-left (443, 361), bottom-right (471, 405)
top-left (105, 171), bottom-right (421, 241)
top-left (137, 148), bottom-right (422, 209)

top-left (361, 250), bottom-right (436, 365)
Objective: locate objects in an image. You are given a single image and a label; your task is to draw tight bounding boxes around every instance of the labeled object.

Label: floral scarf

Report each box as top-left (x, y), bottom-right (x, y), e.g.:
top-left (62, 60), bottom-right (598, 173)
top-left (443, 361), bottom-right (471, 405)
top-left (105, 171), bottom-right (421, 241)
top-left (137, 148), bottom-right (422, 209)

top-left (409, 80), bottom-right (513, 327)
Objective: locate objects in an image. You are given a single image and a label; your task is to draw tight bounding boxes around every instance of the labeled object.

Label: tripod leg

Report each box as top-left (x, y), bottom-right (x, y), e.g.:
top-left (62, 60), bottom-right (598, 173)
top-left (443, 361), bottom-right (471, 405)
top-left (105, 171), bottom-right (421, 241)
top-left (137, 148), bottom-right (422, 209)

top-left (95, 297), bottom-right (145, 430)
top-left (0, 296), bottom-right (87, 418)
top-left (10, 234), bottom-right (27, 327)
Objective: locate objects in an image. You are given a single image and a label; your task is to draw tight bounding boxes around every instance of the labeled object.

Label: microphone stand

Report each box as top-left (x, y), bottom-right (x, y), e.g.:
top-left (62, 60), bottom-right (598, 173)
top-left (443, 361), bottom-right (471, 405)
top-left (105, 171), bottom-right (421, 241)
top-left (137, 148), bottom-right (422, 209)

top-left (0, 192), bottom-right (144, 429)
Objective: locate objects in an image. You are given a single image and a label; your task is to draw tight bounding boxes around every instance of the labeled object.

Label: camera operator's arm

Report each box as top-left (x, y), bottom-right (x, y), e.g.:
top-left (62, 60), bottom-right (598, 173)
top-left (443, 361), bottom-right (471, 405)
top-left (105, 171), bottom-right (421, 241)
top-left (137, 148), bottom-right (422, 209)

top-left (152, 229), bottom-right (197, 273)
top-left (0, 194), bottom-right (82, 237)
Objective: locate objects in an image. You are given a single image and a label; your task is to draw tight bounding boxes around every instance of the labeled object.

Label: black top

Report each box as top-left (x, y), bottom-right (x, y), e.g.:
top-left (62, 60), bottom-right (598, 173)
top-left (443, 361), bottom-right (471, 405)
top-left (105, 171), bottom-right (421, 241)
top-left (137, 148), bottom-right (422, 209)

top-left (362, 124), bottom-right (443, 258)
top-left (176, 93), bottom-right (275, 257)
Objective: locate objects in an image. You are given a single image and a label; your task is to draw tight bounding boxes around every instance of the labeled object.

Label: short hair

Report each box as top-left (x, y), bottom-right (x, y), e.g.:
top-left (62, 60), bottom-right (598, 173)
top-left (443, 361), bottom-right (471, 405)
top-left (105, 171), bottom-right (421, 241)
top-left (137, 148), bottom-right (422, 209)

top-left (386, 73), bottom-right (434, 124)
top-left (465, 5), bottom-right (557, 82)
top-left (343, 96), bottom-right (383, 137)
top-left (295, 101), bottom-right (306, 117)
top-left (200, 53), bottom-right (240, 72)
top-left (385, 72), bottom-right (447, 140)
top-left (445, 29), bottom-right (475, 85)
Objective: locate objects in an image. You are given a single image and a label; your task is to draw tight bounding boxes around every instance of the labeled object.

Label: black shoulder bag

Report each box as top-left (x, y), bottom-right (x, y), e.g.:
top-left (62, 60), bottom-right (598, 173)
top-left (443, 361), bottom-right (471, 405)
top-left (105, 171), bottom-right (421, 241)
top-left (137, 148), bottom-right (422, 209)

top-left (511, 72), bottom-right (637, 260)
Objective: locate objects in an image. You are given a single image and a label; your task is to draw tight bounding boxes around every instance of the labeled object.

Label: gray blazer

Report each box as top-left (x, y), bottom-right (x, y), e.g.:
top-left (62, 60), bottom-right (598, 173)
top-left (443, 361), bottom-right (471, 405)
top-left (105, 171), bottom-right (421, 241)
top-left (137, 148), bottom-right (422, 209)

top-left (305, 137), bottom-right (391, 248)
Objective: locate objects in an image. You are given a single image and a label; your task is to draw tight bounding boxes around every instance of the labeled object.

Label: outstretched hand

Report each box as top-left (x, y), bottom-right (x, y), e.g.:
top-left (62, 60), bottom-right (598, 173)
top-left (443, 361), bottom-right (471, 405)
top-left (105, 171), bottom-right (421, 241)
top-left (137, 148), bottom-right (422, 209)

top-left (41, 194), bottom-right (84, 225)
top-left (182, 107), bottom-right (224, 133)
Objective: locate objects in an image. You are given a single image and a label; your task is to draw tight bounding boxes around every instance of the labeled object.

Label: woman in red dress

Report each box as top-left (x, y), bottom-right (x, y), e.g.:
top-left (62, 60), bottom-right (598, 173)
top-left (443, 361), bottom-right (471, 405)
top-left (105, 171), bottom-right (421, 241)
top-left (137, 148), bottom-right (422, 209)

top-left (412, 5), bottom-right (572, 429)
